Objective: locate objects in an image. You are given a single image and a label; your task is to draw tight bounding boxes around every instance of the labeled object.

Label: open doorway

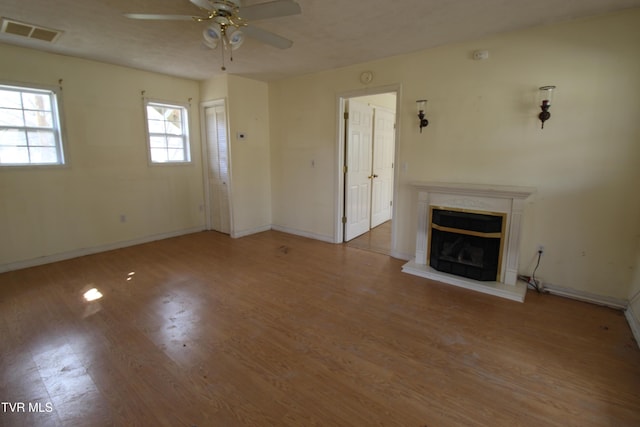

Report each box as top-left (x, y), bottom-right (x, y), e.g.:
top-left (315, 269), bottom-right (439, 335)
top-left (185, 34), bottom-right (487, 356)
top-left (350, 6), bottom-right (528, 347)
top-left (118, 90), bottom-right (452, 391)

top-left (337, 89), bottom-right (398, 255)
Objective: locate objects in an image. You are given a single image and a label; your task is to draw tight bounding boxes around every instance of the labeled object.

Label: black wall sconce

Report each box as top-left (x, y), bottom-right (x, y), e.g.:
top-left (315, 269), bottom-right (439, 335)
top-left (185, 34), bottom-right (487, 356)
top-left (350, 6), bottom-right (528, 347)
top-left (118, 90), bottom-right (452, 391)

top-left (416, 99), bottom-right (429, 133)
top-left (538, 85), bottom-right (556, 129)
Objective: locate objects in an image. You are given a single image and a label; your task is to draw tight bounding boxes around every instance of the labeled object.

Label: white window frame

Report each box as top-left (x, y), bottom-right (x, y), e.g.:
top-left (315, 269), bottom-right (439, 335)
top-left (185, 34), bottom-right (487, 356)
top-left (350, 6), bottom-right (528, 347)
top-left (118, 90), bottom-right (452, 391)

top-left (143, 99), bottom-right (192, 164)
top-left (0, 82), bottom-right (66, 167)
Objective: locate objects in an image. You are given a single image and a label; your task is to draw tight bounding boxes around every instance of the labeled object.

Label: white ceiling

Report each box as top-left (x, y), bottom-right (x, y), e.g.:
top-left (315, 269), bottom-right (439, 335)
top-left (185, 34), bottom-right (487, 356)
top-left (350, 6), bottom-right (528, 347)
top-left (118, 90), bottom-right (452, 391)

top-left (1, 0), bottom-right (639, 82)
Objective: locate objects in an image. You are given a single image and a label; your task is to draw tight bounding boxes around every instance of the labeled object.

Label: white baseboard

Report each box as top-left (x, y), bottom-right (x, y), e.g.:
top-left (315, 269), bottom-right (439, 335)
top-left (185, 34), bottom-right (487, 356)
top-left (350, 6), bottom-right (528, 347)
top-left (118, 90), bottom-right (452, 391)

top-left (541, 283), bottom-right (628, 310)
top-left (270, 224), bottom-right (335, 244)
top-left (0, 226), bottom-right (205, 273)
top-left (391, 250), bottom-right (413, 261)
top-left (231, 224), bottom-right (272, 239)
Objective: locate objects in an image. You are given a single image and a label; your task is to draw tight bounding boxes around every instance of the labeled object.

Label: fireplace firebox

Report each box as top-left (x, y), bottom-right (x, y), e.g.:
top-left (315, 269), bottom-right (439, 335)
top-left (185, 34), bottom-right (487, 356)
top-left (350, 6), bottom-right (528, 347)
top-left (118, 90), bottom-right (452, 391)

top-left (429, 208), bottom-right (506, 282)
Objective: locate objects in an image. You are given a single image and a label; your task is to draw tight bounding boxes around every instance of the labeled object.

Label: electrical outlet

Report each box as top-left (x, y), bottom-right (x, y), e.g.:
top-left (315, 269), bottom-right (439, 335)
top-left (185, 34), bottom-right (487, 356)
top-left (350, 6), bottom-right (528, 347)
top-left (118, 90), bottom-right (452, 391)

top-left (537, 245), bottom-right (544, 254)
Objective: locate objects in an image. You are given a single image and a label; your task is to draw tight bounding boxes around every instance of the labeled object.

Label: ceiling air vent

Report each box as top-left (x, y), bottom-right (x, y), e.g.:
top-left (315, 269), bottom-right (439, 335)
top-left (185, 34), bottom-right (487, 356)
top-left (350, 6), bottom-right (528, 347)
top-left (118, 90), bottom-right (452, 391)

top-left (1, 18), bottom-right (62, 43)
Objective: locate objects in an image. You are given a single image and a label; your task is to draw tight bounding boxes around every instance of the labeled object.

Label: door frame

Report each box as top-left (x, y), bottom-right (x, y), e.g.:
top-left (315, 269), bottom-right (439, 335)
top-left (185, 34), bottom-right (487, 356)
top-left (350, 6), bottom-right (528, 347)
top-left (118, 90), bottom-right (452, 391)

top-left (199, 98), bottom-right (234, 233)
top-left (334, 84), bottom-right (402, 251)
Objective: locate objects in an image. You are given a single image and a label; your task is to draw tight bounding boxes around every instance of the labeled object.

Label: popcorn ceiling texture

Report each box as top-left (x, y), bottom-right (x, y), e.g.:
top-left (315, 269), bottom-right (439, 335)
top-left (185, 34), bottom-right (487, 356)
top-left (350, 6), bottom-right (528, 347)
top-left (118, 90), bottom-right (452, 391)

top-left (1, 0), bottom-right (639, 81)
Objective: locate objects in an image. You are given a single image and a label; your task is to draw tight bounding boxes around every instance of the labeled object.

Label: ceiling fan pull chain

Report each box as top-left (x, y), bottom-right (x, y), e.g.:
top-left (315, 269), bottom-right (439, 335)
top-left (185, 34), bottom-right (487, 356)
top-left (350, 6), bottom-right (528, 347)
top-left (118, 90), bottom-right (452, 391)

top-left (220, 43), bottom-right (226, 71)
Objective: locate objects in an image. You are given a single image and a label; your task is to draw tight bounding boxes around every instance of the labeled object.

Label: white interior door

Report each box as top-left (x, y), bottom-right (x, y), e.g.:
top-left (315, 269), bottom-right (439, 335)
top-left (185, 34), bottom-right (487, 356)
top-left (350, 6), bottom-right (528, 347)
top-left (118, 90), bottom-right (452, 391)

top-left (370, 107), bottom-right (395, 228)
top-left (344, 99), bottom-right (374, 241)
top-left (205, 104), bottom-right (231, 234)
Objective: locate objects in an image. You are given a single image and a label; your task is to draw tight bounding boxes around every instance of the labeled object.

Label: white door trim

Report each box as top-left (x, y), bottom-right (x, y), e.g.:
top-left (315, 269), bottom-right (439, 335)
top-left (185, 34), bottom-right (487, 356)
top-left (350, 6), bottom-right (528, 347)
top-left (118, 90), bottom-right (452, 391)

top-left (334, 84), bottom-right (402, 253)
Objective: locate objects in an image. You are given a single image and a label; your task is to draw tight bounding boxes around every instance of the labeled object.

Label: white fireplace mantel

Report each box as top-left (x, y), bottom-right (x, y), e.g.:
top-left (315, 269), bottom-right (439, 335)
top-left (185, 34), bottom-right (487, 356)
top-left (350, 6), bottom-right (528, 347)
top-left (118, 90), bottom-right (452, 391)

top-left (402, 182), bottom-right (535, 302)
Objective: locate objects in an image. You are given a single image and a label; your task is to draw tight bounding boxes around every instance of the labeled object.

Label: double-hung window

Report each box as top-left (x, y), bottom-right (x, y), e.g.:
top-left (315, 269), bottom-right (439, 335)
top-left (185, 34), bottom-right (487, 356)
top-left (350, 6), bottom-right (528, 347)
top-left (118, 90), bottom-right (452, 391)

top-left (0, 83), bottom-right (65, 166)
top-left (144, 100), bottom-right (191, 164)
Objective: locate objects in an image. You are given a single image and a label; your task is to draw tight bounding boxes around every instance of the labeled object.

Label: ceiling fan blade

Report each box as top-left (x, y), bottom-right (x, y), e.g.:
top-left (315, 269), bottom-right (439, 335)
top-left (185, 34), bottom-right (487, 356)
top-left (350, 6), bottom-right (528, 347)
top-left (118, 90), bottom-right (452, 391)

top-left (124, 13), bottom-right (197, 21)
top-left (243, 25), bottom-right (293, 49)
top-left (190, 0), bottom-right (213, 11)
top-left (240, 0), bottom-right (301, 21)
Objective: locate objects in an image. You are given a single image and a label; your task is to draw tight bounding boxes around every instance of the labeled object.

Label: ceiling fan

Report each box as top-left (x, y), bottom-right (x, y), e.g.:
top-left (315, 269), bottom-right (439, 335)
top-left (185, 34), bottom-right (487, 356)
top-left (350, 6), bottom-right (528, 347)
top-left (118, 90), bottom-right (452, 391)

top-left (125, 0), bottom-right (301, 70)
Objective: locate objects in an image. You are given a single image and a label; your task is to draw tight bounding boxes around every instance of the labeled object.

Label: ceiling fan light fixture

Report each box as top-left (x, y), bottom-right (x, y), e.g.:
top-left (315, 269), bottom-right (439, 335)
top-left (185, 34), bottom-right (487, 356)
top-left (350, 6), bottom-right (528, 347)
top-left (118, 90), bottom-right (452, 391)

top-left (203, 23), bottom-right (221, 49)
top-left (214, 16), bottom-right (231, 26)
top-left (125, 0), bottom-right (301, 71)
top-left (226, 27), bottom-right (245, 50)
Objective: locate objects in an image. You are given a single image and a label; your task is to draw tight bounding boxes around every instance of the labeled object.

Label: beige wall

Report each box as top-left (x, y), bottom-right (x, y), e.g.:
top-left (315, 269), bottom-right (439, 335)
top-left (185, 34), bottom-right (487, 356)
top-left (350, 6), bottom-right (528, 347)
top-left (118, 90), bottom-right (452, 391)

top-left (269, 72), bottom-right (341, 240)
top-left (225, 75), bottom-right (272, 236)
top-left (0, 45), bottom-right (204, 268)
top-left (269, 9), bottom-right (640, 299)
top-left (200, 74), bottom-right (228, 100)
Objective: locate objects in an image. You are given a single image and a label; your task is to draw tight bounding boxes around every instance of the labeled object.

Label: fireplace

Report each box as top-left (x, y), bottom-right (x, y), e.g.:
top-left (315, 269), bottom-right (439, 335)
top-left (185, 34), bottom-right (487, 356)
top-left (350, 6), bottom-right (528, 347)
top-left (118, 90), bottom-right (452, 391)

top-left (402, 182), bottom-right (535, 302)
top-left (429, 208), bottom-right (505, 281)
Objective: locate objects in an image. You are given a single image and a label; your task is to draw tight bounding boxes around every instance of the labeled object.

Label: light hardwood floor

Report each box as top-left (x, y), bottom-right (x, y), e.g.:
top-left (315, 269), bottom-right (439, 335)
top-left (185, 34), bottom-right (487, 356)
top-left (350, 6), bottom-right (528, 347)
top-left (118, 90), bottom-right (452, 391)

top-left (346, 221), bottom-right (392, 255)
top-left (1, 230), bottom-right (639, 426)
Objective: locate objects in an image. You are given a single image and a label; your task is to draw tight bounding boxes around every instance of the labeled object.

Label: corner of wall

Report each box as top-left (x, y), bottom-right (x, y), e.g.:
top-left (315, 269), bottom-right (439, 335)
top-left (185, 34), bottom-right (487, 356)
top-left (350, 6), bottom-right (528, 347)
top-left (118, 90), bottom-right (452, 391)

top-left (625, 300), bottom-right (640, 350)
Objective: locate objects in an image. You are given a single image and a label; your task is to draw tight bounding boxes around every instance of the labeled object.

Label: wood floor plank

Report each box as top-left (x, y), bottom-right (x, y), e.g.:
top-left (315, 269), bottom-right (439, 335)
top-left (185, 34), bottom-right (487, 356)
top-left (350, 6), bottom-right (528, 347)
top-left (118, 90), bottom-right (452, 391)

top-left (1, 230), bottom-right (639, 426)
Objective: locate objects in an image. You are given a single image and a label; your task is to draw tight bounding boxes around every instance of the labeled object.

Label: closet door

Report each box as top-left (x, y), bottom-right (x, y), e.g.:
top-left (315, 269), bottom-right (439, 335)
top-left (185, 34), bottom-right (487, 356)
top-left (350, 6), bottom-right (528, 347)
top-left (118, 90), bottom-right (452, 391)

top-left (205, 104), bottom-right (230, 234)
